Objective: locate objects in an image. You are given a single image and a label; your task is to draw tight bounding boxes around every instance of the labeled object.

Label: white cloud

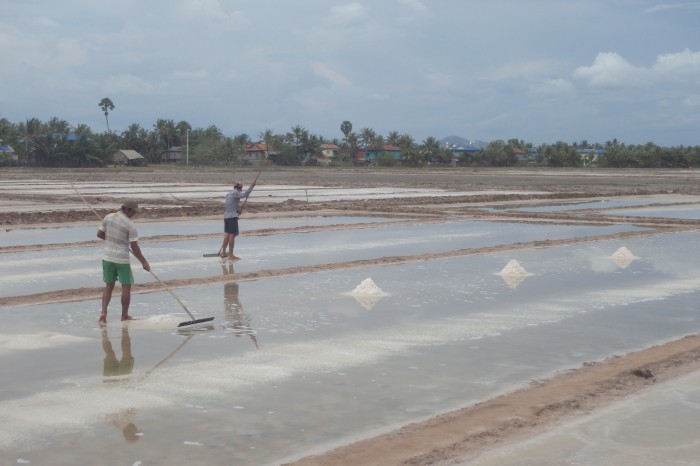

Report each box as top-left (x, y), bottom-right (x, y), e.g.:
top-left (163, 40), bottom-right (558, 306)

top-left (483, 59), bottom-right (563, 81)
top-left (32, 16), bottom-right (59, 28)
top-left (292, 92), bottom-right (328, 113)
top-left (171, 69), bottom-right (210, 80)
top-left (644, 2), bottom-right (700, 14)
top-left (652, 49), bottom-right (700, 77)
top-left (176, 0), bottom-right (248, 27)
top-left (528, 78), bottom-right (576, 96)
top-left (311, 62), bottom-right (355, 90)
top-left (397, 0), bottom-right (430, 22)
top-left (682, 95), bottom-right (700, 107)
top-left (55, 39), bottom-right (88, 67)
top-left (423, 71), bottom-right (454, 91)
top-left (573, 52), bottom-right (642, 87)
top-left (104, 74), bottom-right (155, 94)
top-left (575, 49), bottom-right (700, 89)
top-left (326, 2), bottom-right (368, 24)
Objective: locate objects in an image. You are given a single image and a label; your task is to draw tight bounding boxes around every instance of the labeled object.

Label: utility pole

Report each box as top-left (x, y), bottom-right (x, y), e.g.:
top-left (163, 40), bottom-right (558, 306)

top-left (186, 129), bottom-right (189, 166)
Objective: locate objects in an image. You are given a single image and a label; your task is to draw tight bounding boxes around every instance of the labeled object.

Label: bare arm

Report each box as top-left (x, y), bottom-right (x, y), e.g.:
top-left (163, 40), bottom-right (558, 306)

top-left (130, 241), bottom-right (151, 271)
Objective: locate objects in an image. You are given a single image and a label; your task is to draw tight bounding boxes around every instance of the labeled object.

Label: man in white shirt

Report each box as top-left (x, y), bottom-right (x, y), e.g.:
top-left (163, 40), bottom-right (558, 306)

top-left (97, 200), bottom-right (150, 323)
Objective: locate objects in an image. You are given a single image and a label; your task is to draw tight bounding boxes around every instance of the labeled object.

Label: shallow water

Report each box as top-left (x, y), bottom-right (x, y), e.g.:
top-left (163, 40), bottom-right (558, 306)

top-left (0, 220), bottom-right (644, 298)
top-left (2, 231), bottom-right (700, 465)
top-left (0, 216), bottom-right (393, 247)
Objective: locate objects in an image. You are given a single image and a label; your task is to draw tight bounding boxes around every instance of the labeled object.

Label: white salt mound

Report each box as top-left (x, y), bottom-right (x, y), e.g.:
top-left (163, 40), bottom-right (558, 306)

top-left (611, 246), bottom-right (636, 260)
top-left (498, 259), bottom-right (530, 276)
top-left (610, 246), bottom-right (637, 269)
top-left (349, 278), bottom-right (389, 297)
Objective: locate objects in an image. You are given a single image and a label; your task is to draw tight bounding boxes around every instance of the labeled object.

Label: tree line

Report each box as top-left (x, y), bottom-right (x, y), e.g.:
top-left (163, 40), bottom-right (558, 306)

top-left (1, 99), bottom-right (698, 168)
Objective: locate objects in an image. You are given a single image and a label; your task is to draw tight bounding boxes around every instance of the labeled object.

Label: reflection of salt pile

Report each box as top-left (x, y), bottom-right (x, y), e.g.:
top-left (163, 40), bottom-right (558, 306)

top-left (344, 278), bottom-right (390, 310)
top-left (0, 332), bottom-right (91, 355)
top-left (496, 259), bottom-right (533, 289)
top-left (610, 246), bottom-right (638, 269)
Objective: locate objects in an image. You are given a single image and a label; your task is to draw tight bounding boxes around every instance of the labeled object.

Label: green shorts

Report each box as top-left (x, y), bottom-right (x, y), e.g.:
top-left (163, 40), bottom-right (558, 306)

top-left (102, 260), bottom-right (134, 285)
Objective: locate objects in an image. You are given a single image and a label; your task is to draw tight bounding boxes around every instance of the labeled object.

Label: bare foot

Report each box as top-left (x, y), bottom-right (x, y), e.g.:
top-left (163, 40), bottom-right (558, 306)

top-left (99, 314), bottom-right (107, 324)
top-left (230, 255), bottom-right (241, 260)
top-left (121, 315), bottom-right (138, 321)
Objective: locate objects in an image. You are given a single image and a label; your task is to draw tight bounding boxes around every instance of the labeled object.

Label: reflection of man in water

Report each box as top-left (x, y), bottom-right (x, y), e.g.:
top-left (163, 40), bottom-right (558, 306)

top-left (223, 282), bottom-right (258, 348)
top-left (221, 260), bottom-right (235, 276)
top-left (101, 325), bottom-right (140, 443)
top-left (103, 326), bottom-right (134, 379)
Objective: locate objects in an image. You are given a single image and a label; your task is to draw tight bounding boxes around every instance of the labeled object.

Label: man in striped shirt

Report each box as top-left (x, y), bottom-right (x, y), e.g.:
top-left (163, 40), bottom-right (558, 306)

top-left (97, 200), bottom-right (150, 323)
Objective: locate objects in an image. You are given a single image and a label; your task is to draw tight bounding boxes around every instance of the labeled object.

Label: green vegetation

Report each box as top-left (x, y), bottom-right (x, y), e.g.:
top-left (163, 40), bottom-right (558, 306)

top-left (0, 105), bottom-right (698, 168)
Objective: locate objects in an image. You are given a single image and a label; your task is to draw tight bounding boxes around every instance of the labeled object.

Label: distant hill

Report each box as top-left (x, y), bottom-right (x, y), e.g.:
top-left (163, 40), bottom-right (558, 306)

top-left (439, 136), bottom-right (488, 149)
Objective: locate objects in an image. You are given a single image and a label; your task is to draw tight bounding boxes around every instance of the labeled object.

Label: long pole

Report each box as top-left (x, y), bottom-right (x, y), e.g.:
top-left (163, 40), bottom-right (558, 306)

top-left (238, 164), bottom-right (264, 215)
top-left (186, 130), bottom-right (189, 166)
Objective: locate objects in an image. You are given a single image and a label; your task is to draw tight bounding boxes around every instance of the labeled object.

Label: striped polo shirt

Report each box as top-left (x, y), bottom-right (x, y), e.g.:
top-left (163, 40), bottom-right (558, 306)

top-left (99, 211), bottom-right (139, 264)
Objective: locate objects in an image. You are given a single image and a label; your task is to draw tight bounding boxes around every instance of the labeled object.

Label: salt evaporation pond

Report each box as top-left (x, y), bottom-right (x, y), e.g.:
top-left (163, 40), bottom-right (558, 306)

top-left (0, 220), bottom-right (645, 298)
top-left (2, 232), bottom-right (700, 465)
top-left (605, 204), bottom-right (700, 220)
top-left (0, 216), bottom-right (394, 248)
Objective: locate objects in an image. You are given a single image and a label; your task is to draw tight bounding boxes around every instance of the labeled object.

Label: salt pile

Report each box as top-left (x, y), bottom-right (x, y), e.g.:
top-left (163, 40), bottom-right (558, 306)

top-left (496, 259), bottom-right (533, 289)
top-left (498, 259), bottom-right (530, 276)
top-left (610, 246), bottom-right (637, 269)
top-left (344, 278), bottom-right (389, 310)
top-left (349, 278), bottom-right (389, 297)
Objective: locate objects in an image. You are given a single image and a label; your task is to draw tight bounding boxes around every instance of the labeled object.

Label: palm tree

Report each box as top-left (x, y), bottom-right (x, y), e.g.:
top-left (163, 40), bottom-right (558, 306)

top-left (18, 118), bottom-right (42, 165)
top-left (421, 136), bottom-right (440, 164)
top-left (340, 121), bottom-right (353, 140)
top-left (359, 127), bottom-right (376, 149)
top-left (154, 119), bottom-right (176, 150)
top-left (258, 128), bottom-right (275, 161)
top-left (386, 131), bottom-right (400, 146)
top-left (398, 134), bottom-right (419, 165)
top-left (98, 98), bottom-right (115, 133)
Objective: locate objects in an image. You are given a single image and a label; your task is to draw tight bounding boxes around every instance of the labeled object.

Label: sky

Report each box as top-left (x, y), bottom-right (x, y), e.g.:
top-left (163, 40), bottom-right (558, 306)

top-left (1, 0), bottom-right (699, 146)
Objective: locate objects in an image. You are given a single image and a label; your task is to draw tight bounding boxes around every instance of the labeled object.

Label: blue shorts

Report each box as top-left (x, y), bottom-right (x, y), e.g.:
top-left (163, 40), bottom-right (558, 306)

top-left (224, 217), bottom-right (239, 235)
top-left (102, 260), bottom-right (134, 285)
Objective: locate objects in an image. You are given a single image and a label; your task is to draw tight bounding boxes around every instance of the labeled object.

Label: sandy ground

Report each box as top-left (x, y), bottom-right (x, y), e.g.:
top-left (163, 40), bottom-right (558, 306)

top-left (3, 166), bottom-right (700, 465)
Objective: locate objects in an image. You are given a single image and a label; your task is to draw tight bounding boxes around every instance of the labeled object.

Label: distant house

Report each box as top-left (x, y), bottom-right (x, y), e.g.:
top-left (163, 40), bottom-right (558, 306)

top-left (319, 144), bottom-right (340, 165)
top-left (512, 148), bottom-right (526, 161)
top-left (450, 145), bottom-right (481, 156)
top-left (0, 144), bottom-right (17, 161)
top-left (356, 145), bottom-right (402, 164)
top-left (161, 146), bottom-right (182, 163)
top-left (243, 144), bottom-right (270, 164)
top-left (113, 149), bottom-right (146, 166)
